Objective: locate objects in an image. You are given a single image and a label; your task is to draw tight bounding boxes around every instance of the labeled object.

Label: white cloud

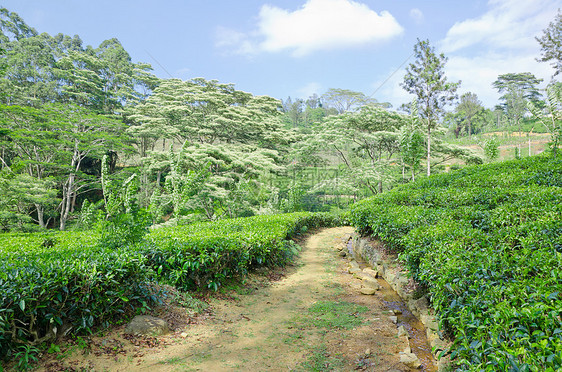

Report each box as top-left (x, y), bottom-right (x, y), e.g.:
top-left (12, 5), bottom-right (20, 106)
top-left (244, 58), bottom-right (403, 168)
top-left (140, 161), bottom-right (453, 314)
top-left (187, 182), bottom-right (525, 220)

top-left (441, 0), bottom-right (558, 53)
top-left (215, 26), bottom-right (257, 55)
top-left (435, 0), bottom-right (559, 108)
top-left (216, 0), bottom-right (403, 57)
top-left (409, 8), bottom-right (424, 24)
top-left (447, 53), bottom-right (554, 107)
top-left (297, 82), bottom-right (322, 98)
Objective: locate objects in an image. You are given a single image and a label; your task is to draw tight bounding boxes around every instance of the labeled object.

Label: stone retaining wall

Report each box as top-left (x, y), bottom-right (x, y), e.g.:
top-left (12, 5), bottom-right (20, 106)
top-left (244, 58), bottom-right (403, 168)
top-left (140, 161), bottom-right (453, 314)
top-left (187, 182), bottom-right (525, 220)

top-left (350, 235), bottom-right (452, 371)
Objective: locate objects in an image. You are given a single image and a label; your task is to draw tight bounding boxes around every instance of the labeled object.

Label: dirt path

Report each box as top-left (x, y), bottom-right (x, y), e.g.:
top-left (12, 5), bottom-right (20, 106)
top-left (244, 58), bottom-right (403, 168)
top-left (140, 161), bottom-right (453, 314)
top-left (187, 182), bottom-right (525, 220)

top-left (40, 227), bottom-right (413, 371)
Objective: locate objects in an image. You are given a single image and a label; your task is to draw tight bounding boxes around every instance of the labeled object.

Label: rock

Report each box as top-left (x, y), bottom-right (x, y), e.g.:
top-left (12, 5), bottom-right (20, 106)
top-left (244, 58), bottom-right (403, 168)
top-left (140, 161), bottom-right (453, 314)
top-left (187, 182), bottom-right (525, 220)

top-left (360, 286), bottom-right (377, 295)
top-left (364, 348), bottom-right (371, 355)
top-left (348, 267), bottom-right (362, 274)
top-left (389, 316), bottom-right (398, 324)
top-left (349, 260), bottom-right (360, 269)
top-left (400, 352), bottom-right (421, 369)
top-left (180, 332), bottom-right (188, 338)
top-left (397, 325), bottom-right (408, 338)
top-left (414, 295), bottom-right (429, 313)
top-left (362, 268), bottom-right (379, 278)
top-left (125, 315), bottom-right (170, 336)
top-left (339, 250), bottom-right (347, 257)
top-left (392, 309), bottom-right (402, 315)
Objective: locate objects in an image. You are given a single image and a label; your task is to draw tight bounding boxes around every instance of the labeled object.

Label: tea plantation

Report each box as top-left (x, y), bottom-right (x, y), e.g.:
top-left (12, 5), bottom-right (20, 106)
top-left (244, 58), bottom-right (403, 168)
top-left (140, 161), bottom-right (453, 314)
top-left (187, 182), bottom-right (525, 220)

top-left (0, 212), bottom-right (339, 362)
top-left (347, 154), bottom-right (562, 371)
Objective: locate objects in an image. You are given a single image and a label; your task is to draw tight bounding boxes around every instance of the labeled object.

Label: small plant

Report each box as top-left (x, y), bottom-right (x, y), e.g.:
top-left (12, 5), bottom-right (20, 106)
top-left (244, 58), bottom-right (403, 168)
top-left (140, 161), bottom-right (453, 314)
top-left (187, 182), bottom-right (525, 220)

top-left (482, 137), bottom-right (500, 161)
top-left (14, 344), bottom-right (39, 371)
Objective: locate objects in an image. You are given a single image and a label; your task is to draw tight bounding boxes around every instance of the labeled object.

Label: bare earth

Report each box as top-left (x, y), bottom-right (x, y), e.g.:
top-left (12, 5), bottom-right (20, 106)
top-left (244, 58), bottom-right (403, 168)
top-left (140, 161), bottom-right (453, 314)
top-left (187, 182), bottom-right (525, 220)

top-left (39, 227), bottom-right (414, 372)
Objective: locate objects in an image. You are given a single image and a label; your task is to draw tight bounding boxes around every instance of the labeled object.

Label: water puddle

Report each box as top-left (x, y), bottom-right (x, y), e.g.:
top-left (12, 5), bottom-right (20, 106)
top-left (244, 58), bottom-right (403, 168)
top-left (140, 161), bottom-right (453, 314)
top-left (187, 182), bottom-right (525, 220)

top-left (348, 240), bottom-right (437, 371)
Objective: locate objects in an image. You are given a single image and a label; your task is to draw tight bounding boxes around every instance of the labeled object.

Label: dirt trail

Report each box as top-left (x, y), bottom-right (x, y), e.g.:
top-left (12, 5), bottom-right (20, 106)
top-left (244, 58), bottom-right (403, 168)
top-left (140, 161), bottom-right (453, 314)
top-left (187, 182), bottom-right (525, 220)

top-left (40, 227), bottom-right (414, 371)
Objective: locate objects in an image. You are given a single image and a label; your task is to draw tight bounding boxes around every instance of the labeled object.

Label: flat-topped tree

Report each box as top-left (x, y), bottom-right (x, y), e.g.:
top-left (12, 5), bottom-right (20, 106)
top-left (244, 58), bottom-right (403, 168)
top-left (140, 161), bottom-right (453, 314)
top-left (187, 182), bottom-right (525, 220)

top-left (401, 39), bottom-right (460, 177)
top-left (493, 72), bottom-right (543, 135)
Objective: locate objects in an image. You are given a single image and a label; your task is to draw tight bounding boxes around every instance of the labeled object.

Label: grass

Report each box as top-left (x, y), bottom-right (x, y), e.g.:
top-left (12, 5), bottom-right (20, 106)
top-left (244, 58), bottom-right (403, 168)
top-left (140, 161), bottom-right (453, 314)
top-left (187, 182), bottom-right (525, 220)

top-left (298, 344), bottom-right (346, 371)
top-left (307, 301), bottom-right (368, 330)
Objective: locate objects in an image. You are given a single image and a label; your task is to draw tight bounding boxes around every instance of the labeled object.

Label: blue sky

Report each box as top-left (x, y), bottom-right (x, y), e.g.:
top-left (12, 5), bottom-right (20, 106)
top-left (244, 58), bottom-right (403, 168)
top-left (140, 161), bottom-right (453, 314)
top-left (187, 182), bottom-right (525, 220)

top-left (1, 0), bottom-right (559, 108)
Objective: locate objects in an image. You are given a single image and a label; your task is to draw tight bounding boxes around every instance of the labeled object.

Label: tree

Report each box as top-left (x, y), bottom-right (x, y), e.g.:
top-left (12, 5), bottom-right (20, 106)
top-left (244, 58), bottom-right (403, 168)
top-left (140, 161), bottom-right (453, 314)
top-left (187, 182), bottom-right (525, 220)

top-left (493, 72), bottom-right (543, 103)
top-left (536, 9), bottom-right (562, 77)
top-left (401, 39), bottom-right (460, 176)
top-left (493, 72), bottom-right (543, 135)
top-left (301, 106), bottom-right (407, 195)
top-left (399, 101), bottom-right (425, 181)
top-left (321, 88), bottom-right (376, 114)
top-left (0, 104), bottom-right (66, 227)
top-left (55, 104), bottom-right (131, 230)
top-left (456, 92), bottom-right (484, 139)
top-left (528, 83), bottom-right (562, 156)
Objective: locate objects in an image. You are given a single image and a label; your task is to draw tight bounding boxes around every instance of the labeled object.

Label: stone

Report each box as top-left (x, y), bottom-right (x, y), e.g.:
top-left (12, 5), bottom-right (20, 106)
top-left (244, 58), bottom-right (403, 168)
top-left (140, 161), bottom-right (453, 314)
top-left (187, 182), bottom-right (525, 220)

top-left (349, 260), bottom-right (360, 269)
top-left (414, 296), bottom-right (429, 313)
top-left (348, 267), bottom-right (362, 274)
top-left (364, 348), bottom-right (371, 355)
top-left (389, 316), bottom-right (398, 324)
top-left (400, 352), bottom-right (421, 369)
top-left (125, 315), bottom-right (170, 336)
top-left (180, 332), bottom-right (188, 338)
top-left (339, 250), bottom-right (347, 257)
top-left (397, 325), bottom-right (408, 338)
top-left (362, 268), bottom-right (379, 278)
top-left (392, 309), bottom-right (402, 315)
top-left (360, 286), bottom-right (377, 295)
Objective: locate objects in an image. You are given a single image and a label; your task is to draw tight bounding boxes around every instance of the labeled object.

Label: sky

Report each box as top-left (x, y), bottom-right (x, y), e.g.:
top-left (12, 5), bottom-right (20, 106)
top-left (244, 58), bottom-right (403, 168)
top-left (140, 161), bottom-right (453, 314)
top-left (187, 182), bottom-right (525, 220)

top-left (1, 0), bottom-right (560, 109)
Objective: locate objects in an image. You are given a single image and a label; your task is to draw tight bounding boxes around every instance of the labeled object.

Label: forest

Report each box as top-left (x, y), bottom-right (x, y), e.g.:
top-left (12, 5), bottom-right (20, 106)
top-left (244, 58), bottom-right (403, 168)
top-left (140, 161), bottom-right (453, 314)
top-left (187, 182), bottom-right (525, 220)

top-left (0, 5), bottom-right (561, 371)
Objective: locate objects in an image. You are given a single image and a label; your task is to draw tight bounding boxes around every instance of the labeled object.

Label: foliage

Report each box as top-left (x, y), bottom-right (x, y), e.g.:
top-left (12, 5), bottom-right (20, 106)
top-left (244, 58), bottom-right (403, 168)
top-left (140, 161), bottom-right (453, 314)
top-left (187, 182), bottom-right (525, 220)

top-left (346, 155), bottom-right (562, 370)
top-left (143, 212), bottom-right (341, 291)
top-left (482, 136), bottom-right (500, 161)
top-left (401, 38), bottom-right (460, 176)
top-left (536, 9), bottom-right (562, 77)
top-left (0, 211), bottom-right (342, 364)
top-left (493, 73), bottom-right (543, 135)
top-left (527, 83), bottom-right (562, 156)
top-left (455, 92), bottom-right (484, 139)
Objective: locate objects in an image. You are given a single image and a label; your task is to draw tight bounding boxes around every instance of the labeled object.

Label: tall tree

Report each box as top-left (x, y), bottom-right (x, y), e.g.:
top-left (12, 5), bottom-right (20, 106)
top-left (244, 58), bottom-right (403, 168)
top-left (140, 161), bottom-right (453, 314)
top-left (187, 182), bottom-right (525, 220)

top-left (401, 39), bottom-right (460, 176)
top-left (493, 72), bottom-right (543, 135)
top-left (536, 9), bottom-right (562, 77)
top-left (456, 92), bottom-right (484, 139)
top-left (528, 83), bottom-right (562, 156)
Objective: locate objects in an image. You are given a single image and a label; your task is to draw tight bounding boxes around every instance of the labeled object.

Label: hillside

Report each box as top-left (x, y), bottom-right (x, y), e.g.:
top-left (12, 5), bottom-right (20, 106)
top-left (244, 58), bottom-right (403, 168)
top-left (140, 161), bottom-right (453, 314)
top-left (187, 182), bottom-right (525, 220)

top-left (347, 154), bottom-right (562, 370)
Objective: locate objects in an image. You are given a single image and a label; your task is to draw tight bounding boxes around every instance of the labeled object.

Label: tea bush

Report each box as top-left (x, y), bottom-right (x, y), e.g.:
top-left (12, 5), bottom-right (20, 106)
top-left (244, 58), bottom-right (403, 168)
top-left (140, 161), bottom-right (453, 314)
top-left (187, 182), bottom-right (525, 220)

top-left (0, 211), bottom-right (340, 363)
top-left (347, 155), bottom-right (562, 371)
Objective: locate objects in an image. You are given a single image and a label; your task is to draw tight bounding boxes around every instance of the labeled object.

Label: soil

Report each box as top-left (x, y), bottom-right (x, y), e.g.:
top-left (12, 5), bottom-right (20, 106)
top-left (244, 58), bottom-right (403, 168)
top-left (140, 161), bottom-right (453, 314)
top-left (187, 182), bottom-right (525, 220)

top-left (37, 227), bottom-right (415, 371)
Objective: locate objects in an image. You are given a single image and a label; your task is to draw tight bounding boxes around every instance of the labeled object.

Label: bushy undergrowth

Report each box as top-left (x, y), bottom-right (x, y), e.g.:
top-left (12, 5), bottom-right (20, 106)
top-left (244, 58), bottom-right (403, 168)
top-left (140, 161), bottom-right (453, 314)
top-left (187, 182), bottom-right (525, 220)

top-left (0, 211), bottom-right (341, 364)
top-left (347, 155), bottom-right (562, 371)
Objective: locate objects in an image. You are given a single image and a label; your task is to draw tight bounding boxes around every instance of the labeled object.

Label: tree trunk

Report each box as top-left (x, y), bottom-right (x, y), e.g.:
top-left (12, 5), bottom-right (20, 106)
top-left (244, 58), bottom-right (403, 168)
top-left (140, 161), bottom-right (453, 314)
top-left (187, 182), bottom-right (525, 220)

top-left (60, 142), bottom-right (81, 230)
top-left (60, 172), bottom-right (75, 230)
top-left (35, 204), bottom-right (45, 228)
